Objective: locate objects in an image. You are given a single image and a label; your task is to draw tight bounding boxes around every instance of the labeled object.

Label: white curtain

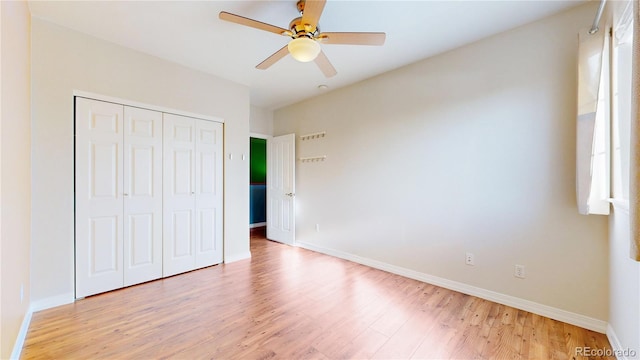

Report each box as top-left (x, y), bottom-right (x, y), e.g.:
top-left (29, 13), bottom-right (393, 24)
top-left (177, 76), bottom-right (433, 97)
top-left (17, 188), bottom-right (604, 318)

top-left (576, 28), bottom-right (609, 215)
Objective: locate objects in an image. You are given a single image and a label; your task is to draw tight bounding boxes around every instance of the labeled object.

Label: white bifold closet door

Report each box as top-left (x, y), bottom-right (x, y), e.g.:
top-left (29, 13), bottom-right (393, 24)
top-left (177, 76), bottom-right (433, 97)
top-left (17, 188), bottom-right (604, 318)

top-left (163, 113), bottom-right (223, 277)
top-left (75, 98), bottom-right (125, 298)
top-left (76, 98), bottom-right (223, 297)
top-left (123, 106), bottom-right (163, 287)
top-left (75, 98), bottom-right (163, 298)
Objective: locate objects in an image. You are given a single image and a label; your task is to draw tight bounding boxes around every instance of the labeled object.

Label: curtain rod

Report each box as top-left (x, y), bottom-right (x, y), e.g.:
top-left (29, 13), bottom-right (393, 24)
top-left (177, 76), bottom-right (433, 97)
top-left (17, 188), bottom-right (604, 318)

top-left (589, 0), bottom-right (607, 34)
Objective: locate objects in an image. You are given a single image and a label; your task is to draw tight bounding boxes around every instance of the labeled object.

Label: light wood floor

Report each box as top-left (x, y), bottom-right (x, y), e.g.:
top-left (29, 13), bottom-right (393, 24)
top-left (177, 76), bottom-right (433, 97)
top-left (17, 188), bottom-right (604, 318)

top-left (22, 229), bottom-right (613, 359)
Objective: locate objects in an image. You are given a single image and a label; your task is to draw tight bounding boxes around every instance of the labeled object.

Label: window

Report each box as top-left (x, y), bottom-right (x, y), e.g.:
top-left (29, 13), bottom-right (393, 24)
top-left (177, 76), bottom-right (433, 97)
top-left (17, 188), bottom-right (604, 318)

top-left (576, 3), bottom-right (633, 215)
top-left (611, 9), bottom-right (633, 207)
top-left (576, 27), bottom-right (610, 215)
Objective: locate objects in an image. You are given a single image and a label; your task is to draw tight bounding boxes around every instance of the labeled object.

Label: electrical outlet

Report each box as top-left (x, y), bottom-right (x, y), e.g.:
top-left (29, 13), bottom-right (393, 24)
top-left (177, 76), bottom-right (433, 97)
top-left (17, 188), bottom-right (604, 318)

top-left (515, 264), bottom-right (525, 279)
top-left (465, 252), bottom-right (475, 266)
top-left (315, 224), bottom-right (320, 232)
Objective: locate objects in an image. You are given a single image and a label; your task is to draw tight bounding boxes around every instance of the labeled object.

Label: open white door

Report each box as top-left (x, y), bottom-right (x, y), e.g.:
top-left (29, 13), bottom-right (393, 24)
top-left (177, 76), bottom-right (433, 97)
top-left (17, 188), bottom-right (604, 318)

top-left (267, 134), bottom-right (295, 245)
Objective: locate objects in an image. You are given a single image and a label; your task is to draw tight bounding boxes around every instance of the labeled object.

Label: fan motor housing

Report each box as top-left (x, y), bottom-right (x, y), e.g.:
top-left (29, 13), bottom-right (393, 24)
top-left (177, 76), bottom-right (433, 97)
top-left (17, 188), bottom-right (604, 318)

top-left (289, 17), bottom-right (319, 38)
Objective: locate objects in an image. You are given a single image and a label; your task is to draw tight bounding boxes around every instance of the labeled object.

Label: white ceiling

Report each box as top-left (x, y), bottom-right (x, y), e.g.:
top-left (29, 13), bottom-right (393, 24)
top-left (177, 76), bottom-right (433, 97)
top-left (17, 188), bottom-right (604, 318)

top-left (28, 0), bottom-right (587, 110)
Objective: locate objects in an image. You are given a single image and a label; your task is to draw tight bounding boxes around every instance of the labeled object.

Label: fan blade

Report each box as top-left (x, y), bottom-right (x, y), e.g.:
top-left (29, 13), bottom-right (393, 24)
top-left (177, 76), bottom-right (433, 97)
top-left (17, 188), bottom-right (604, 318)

top-left (317, 32), bottom-right (386, 46)
top-left (219, 11), bottom-right (291, 36)
top-left (314, 50), bottom-right (337, 78)
top-left (300, 0), bottom-right (326, 32)
top-left (256, 45), bottom-right (290, 70)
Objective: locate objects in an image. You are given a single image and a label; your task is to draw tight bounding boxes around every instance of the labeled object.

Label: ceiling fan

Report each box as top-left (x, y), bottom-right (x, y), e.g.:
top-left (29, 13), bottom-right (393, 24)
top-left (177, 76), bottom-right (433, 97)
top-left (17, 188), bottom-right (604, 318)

top-left (219, 0), bottom-right (386, 78)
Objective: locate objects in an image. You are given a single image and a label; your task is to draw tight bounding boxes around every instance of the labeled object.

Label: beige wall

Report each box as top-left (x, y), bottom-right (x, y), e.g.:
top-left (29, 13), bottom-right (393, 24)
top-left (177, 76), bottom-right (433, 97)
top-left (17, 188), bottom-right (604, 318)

top-left (30, 18), bottom-right (250, 304)
top-left (250, 105), bottom-right (274, 136)
top-left (1, 0), bottom-right (32, 358)
top-left (275, 3), bottom-right (609, 321)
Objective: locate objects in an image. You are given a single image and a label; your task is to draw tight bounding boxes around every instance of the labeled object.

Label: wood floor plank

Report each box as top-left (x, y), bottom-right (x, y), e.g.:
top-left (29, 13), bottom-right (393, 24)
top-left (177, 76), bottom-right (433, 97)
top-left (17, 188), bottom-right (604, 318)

top-left (411, 324), bottom-right (459, 359)
top-left (21, 233), bottom-right (613, 359)
top-left (337, 327), bottom-right (389, 359)
top-left (371, 309), bottom-right (433, 359)
top-left (482, 306), bottom-right (520, 359)
top-left (443, 296), bottom-right (483, 358)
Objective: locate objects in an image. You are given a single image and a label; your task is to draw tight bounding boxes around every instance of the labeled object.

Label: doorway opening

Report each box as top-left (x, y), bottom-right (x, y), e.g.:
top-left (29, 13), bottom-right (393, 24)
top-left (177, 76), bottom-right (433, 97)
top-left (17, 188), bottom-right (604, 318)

top-left (250, 137), bottom-right (267, 237)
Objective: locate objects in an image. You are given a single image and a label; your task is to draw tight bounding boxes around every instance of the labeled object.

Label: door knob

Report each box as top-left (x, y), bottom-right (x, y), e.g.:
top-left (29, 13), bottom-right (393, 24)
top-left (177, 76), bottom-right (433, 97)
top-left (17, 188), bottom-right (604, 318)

top-left (285, 193), bottom-right (295, 197)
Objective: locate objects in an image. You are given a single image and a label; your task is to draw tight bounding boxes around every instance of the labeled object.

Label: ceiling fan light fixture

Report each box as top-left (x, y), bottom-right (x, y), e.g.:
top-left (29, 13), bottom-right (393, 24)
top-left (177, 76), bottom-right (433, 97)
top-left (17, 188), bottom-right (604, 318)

top-left (288, 37), bottom-right (321, 62)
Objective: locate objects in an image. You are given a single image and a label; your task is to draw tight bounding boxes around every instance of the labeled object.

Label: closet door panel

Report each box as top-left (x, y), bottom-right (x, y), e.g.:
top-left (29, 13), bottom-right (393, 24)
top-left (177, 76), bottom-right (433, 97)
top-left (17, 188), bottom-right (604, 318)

top-left (123, 106), bottom-right (163, 286)
top-left (75, 98), bottom-right (124, 298)
top-left (195, 120), bottom-right (224, 267)
top-left (163, 113), bottom-right (196, 277)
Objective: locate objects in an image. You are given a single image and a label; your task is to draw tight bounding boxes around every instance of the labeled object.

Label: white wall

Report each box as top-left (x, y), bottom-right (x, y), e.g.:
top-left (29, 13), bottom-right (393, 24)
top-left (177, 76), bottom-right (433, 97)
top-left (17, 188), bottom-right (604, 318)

top-left (30, 18), bottom-right (250, 305)
top-left (609, 207), bottom-right (640, 356)
top-left (274, 3), bottom-right (609, 323)
top-left (250, 105), bottom-right (274, 136)
top-left (0, 1), bottom-right (31, 358)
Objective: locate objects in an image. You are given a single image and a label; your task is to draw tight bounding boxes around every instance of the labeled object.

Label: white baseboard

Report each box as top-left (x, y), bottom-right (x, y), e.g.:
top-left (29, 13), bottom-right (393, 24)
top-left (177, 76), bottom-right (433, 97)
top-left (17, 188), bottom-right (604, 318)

top-left (30, 292), bottom-right (75, 312)
top-left (224, 251), bottom-right (252, 264)
top-left (296, 241), bottom-right (608, 333)
top-left (10, 292), bottom-right (75, 359)
top-left (250, 223), bottom-right (266, 229)
top-left (607, 324), bottom-right (639, 360)
top-left (10, 307), bottom-right (33, 360)
top-left (607, 325), bottom-right (625, 360)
